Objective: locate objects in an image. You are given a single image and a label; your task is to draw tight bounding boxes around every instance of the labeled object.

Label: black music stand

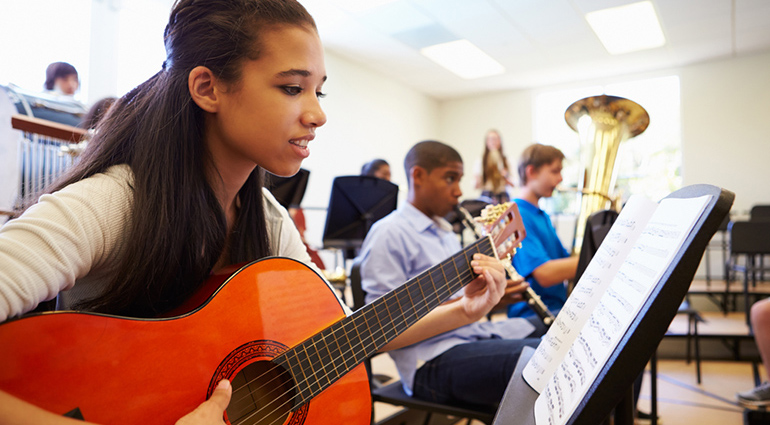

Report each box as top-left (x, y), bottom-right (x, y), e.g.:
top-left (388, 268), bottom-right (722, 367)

top-left (492, 184), bottom-right (734, 425)
top-left (265, 168), bottom-right (310, 210)
top-left (445, 199), bottom-right (491, 243)
top-left (322, 176), bottom-right (398, 259)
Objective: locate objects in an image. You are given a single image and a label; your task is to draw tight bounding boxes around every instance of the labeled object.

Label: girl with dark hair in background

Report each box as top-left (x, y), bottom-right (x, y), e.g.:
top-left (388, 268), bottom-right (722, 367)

top-left (44, 61), bottom-right (80, 96)
top-left (361, 158), bottom-right (391, 180)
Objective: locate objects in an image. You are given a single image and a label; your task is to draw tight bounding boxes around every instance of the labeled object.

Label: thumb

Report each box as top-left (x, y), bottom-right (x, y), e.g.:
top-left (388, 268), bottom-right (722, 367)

top-left (209, 379), bottom-right (232, 411)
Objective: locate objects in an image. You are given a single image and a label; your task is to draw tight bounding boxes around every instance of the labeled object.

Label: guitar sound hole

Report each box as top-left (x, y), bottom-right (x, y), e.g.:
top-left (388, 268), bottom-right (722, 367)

top-left (226, 360), bottom-right (295, 425)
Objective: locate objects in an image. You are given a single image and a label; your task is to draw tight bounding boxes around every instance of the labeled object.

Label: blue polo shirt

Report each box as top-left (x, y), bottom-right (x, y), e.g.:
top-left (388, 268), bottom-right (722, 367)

top-left (507, 198), bottom-right (570, 318)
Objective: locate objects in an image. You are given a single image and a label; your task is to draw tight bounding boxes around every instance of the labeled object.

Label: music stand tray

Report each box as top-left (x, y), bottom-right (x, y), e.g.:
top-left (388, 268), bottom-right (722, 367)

top-left (322, 176), bottom-right (398, 255)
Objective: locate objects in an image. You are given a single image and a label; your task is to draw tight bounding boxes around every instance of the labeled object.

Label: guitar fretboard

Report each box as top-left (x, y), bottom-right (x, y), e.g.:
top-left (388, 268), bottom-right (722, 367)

top-left (276, 236), bottom-right (496, 406)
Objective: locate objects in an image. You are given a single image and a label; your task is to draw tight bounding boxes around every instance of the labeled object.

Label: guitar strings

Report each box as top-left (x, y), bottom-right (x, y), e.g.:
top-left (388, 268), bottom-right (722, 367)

top-left (228, 241), bottom-right (496, 423)
top-left (231, 266), bottom-right (473, 425)
top-left (229, 243), bottom-right (496, 425)
top-left (225, 240), bottom-right (492, 411)
top-left (226, 263), bottom-right (475, 419)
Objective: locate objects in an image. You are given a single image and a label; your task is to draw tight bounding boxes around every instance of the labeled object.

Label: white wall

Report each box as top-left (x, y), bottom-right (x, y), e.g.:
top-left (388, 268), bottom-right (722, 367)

top-left (680, 51), bottom-right (770, 215)
top-left (438, 50), bottom-right (770, 216)
top-left (437, 90), bottom-right (533, 201)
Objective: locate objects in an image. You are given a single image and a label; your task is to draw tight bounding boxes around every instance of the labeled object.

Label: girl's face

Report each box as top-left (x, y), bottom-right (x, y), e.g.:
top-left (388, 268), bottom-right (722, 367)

top-left (55, 74), bottom-right (79, 95)
top-left (485, 131), bottom-right (501, 151)
top-left (207, 25), bottom-right (327, 179)
top-left (373, 164), bottom-right (391, 181)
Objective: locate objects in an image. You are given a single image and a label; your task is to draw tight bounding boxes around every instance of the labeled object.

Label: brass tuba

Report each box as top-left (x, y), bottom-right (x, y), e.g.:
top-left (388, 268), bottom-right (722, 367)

top-left (565, 95), bottom-right (649, 254)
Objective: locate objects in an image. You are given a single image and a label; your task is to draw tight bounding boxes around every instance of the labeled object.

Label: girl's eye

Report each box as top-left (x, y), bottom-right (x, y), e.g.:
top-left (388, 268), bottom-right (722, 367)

top-left (316, 91), bottom-right (327, 99)
top-left (282, 86), bottom-right (302, 96)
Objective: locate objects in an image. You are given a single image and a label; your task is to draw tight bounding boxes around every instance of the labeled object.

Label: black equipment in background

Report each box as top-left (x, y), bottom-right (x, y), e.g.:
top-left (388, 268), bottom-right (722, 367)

top-left (322, 176), bottom-right (398, 259)
top-left (575, 209), bottom-right (620, 282)
top-left (2, 84), bottom-right (85, 128)
top-left (265, 168), bottom-right (310, 210)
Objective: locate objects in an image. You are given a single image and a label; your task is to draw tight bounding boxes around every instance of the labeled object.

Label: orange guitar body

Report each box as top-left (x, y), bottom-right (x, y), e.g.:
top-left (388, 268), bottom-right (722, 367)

top-left (0, 258), bottom-right (371, 425)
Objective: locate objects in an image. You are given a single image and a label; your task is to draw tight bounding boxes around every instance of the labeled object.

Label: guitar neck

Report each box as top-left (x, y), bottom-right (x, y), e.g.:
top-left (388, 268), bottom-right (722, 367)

top-left (276, 236), bottom-right (496, 406)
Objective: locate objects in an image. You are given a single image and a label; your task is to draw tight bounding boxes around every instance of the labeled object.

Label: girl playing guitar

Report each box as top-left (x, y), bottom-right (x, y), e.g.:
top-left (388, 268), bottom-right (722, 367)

top-left (0, 1), bottom-right (513, 424)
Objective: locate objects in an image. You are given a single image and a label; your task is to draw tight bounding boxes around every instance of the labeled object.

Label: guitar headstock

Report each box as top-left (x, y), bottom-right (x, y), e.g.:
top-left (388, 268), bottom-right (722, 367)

top-left (476, 202), bottom-right (527, 260)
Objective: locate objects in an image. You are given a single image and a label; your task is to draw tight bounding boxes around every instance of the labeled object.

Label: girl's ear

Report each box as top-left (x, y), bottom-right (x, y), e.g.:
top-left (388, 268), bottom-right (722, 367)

top-left (188, 66), bottom-right (219, 113)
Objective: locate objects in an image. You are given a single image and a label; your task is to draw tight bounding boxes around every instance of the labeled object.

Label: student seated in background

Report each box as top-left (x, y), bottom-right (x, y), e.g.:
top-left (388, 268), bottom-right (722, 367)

top-left (44, 62), bottom-right (80, 97)
top-left (358, 140), bottom-right (546, 410)
top-left (737, 298), bottom-right (770, 406)
top-left (361, 158), bottom-right (391, 181)
top-left (507, 143), bottom-right (578, 319)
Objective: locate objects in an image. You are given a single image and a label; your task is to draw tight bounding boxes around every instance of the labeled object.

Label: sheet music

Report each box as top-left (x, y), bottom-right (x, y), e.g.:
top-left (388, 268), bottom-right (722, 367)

top-left (527, 195), bottom-right (711, 425)
top-left (522, 195), bottom-right (657, 393)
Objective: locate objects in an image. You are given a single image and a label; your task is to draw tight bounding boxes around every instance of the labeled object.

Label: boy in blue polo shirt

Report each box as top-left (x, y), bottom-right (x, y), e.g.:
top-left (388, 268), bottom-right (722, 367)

top-left (507, 143), bottom-right (578, 318)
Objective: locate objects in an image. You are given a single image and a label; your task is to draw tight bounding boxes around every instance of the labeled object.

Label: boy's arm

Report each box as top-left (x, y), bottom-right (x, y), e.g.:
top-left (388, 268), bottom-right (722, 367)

top-left (531, 256), bottom-right (578, 287)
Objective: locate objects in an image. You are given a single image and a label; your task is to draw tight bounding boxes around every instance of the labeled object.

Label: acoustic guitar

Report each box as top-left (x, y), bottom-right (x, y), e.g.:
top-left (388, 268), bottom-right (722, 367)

top-left (0, 203), bottom-right (525, 425)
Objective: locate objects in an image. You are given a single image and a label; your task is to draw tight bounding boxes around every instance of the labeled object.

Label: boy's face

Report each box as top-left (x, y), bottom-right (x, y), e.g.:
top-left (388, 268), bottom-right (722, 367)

top-left (528, 159), bottom-right (563, 199)
top-left (417, 161), bottom-right (464, 218)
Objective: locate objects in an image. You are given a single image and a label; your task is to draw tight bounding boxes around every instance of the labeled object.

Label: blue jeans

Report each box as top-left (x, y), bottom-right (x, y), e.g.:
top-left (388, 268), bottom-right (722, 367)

top-left (412, 316), bottom-right (546, 410)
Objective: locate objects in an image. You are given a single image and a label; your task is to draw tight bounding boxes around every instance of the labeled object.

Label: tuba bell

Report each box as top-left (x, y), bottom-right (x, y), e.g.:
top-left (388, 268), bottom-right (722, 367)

top-left (565, 95), bottom-right (649, 254)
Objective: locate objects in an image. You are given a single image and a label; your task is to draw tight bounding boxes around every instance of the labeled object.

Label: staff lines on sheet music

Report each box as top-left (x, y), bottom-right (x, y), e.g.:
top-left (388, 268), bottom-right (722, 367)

top-left (227, 238), bottom-right (494, 425)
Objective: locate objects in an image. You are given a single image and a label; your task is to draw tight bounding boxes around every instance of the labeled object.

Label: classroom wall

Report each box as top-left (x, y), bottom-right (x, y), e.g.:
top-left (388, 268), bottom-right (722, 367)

top-left (438, 50), bottom-right (770, 217)
top-left (679, 51), bottom-right (770, 215)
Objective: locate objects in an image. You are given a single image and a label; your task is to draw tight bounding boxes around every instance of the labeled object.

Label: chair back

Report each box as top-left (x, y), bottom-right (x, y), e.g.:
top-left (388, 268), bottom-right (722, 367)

top-left (750, 205), bottom-right (770, 222)
top-left (729, 221), bottom-right (770, 254)
top-left (349, 258), bottom-right (367, 311)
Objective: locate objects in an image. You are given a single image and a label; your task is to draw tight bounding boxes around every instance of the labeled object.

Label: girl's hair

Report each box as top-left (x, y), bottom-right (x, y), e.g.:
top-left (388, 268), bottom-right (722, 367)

top-left (46, 0), bottom-right (317, 317)
top-left (361, 159), bottom-right (389, 176)
top-left (44, 62), bottom-right (78, 91)
top-left (80, 96), bottom-right (117, 130)
top-left (517, 143), bottom-right (565, 184)
top-left (482, 129), bottom-right (508, 187)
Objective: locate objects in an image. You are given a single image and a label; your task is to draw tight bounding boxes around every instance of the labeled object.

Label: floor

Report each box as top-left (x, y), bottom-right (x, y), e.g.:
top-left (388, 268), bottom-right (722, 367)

top-left (352, 275), bottom-right (769, 425)
top-left (370, 353), bottom-right (760, 424)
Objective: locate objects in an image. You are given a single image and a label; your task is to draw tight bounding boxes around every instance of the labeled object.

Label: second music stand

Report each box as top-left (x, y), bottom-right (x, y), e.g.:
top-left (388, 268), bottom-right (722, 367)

top-left (322, 175), bottom-right (398, 259)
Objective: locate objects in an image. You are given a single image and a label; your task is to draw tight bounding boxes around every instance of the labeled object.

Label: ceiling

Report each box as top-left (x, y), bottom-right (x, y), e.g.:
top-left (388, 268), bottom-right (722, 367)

top-left (299, 0), bottom-right (770, 100)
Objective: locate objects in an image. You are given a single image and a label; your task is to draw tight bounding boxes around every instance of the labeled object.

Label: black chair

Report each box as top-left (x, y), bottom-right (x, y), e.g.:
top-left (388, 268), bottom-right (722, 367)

top-left (749, 205), bottom-right (770, 281)
top-left (750, 205), bottom-right (770, 222)
top-left (726, 221), bottom-right (770, 327)
top-left (703, 214), bottom-right (730, 287)
top-left (349, 259), bottom-right (496, 425)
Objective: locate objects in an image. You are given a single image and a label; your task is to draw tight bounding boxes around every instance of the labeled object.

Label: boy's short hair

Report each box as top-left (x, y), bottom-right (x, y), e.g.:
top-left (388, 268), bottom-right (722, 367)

top-left (404, 140), bottom-right (462, 183)
top-left (518, 143), bottom-right (565, 184)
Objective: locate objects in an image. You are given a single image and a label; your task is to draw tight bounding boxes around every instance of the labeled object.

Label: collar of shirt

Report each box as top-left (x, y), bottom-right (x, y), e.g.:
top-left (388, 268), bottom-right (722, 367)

top-left (515, 198), bottom-right (546, 217)
top-left (400, 202), bottom-right (454, 234)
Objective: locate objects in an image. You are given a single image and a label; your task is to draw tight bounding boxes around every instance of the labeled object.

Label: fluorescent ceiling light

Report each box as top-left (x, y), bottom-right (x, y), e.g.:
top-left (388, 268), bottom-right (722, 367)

top-left (585, 1), bottom-right (666, 55)
top-left (420, 39), bottom-right (505, 80)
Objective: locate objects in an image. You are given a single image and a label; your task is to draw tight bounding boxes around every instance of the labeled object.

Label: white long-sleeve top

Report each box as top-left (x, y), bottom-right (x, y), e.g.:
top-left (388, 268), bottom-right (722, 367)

top-left (0, 165), bottom-right (332, 322)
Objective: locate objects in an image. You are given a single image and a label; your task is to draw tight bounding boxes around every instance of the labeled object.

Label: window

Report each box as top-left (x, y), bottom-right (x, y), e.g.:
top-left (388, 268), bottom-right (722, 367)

top-left (1, 0), bottom-right (91, 100)
top-left (533, 75), bottom-right (682, 216)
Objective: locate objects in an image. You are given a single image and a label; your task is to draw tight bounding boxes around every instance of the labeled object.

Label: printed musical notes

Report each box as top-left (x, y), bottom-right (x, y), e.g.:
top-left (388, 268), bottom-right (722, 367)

top-left (526, 195), bottom-right (712, 425)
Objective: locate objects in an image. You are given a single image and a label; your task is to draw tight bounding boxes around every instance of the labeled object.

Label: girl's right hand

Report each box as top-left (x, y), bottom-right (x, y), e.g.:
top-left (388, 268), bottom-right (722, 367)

top-left (175, 380), bottom-right (232, 425)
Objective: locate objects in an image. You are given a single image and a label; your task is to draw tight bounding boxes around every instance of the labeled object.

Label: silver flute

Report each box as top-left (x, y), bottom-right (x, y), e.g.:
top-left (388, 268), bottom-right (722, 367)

top-left (457, 206), bottom-right (554, 327)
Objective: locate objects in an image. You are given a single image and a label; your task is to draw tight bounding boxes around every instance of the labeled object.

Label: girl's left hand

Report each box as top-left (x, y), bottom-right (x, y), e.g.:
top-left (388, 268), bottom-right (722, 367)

top-left (462, 253), bottom-right (507, 321)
